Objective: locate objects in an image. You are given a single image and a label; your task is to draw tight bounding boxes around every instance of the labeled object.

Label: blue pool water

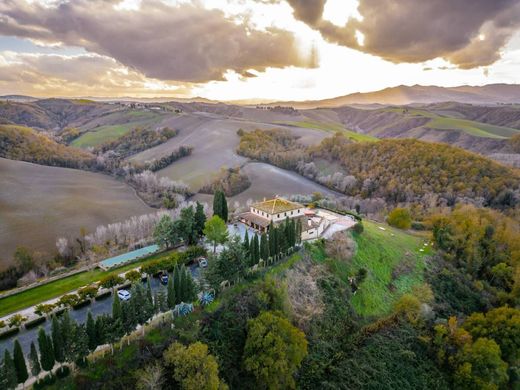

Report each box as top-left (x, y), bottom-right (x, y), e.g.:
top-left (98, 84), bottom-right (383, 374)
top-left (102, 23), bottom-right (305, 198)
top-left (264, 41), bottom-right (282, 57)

top-left (100, 244), bottom-right (160, 268)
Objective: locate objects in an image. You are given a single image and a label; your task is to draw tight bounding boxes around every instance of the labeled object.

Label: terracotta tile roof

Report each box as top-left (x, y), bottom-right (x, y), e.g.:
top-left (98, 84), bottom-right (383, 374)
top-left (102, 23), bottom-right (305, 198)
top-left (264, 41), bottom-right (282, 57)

top-left (252, 198), bottom-right (303, 215)
top-left (239, 212), bottom-right (271, 228)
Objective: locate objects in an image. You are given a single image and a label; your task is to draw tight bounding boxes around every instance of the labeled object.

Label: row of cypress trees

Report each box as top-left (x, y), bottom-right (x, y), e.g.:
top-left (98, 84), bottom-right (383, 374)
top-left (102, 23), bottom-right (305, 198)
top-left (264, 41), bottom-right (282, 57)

top-left (0, 269), bottom-right (198, 389)
top-left (243, 217), bottom-right (302, 265)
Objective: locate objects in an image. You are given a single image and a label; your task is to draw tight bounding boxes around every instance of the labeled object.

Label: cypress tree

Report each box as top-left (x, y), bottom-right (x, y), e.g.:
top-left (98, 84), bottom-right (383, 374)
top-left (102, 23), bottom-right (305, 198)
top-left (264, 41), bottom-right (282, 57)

top-left (260, 233), bottom-right (268, 261)
top-left (174, 266), bottom-right (182, 304)
top-left (221, 192), bottom-right (228, 222)
top-left (178, 265), bottom-right (187, 302)
top-left (183, 268), bottom-right (197, 302)
top-left (157, 290), bottom-right (168, 312)
top-left (29, 341), bottom-right (41, 377)
top-left (51, 315), bottom-right (64, 363)
top-left (194, 201), bottom-right (206, 237)
top-left (86, 310), bottom-right (97, 351)
top-left (213, 190), bottom-right (223, 220)
top-left (60, 310), bottom-right (73, 355)
top-left (37, 328), bottom-right (54, 371)
top-left (13, 340), bottom-right (28, 385)
top-left (253, 234), bottom-right (260, 264)
top-left (268, 223), bottom-right (276, 258)
top-left (71, 324), bottom-right (89, 365)
top-left (146, 279), bottom-right (154, 308)
top-left (167, 274), bottom-right (176, 309)
top-left (243, 229), bottom-right (250, 253)
top-left (296, 219), bottom-right (302, 244)
top-left (112, 288), bottom-right (122, 321)
top-left (3, 350), bottom-right (17, 389)
top-left (249, 239), bottom-right (255, 265)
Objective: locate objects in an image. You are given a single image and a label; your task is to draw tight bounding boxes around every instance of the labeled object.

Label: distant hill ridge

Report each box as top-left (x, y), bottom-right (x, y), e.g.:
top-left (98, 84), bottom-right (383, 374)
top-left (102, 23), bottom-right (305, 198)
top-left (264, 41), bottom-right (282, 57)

top-left (268, 84), bottom-right (520, 108)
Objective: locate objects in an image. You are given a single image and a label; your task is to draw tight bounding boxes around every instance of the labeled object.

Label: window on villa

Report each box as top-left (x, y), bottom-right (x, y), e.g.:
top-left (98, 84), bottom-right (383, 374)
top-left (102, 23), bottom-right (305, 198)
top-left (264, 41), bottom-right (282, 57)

top-left (284, 213), bottom-right (287, 216)
top-left (277, 214), bottom-right (280, 218)
top-left (291, 211), bottom-right (293, 215)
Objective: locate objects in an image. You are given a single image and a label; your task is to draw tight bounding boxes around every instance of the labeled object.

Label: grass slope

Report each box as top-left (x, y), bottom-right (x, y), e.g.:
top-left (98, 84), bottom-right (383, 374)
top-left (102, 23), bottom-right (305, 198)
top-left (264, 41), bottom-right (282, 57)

top-left (72, 111), bottom-right (164, 148)
top-left (328, 221), bottom-right (430, 317)
top-left (277, 120), bottom-right (379, 142)
top-left (0, 250), bottom-right (174, 318)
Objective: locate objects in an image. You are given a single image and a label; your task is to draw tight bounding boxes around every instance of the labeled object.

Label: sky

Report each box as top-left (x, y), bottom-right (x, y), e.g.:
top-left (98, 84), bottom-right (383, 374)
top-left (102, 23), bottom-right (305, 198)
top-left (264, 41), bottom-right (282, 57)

top-left (0, 0), bottom-right (520, 101)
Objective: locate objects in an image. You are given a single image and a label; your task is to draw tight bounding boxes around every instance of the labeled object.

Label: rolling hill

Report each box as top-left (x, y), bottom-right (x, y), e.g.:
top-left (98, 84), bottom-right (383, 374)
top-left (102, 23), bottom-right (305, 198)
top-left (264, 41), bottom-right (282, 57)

top-left (270, 84), bottom-right (520, 108)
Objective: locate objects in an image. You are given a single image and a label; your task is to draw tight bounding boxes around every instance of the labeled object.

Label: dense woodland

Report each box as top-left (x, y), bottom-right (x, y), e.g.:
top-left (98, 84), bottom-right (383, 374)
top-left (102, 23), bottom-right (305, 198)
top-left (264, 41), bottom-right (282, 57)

top-left (199, 167), bottom-right (251, 197)
top-left (237, 130), bottom-right (520, 210)
top-left (0, 125), bottom-right (95, 169)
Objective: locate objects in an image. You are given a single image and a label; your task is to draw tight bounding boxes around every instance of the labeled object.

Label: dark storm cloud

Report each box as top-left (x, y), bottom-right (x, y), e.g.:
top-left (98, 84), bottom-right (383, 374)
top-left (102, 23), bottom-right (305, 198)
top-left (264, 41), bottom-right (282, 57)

top-left (286, 0), bottom-right (520, 68)
top-left (0, 0), bottom-right (309, 82)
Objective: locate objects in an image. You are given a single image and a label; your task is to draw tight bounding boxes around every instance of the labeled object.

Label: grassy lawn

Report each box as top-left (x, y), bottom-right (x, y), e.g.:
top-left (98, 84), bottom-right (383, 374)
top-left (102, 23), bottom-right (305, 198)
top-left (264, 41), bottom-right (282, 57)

top-left (320, 221), bottom-right (431, 317)
top-left (0, 250), bottom-right (175, 318)
top-left (276, 120), bottom-right (379, 142)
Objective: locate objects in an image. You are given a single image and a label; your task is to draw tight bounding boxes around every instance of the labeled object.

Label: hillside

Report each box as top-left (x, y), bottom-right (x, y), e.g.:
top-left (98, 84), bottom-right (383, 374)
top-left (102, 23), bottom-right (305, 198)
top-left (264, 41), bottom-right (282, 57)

top-left (0, 124), bottom-right (95, 168)
top-left (0, 157), bottom-right (151, 264)
top-left (312, 136), bottom-right (519, 207)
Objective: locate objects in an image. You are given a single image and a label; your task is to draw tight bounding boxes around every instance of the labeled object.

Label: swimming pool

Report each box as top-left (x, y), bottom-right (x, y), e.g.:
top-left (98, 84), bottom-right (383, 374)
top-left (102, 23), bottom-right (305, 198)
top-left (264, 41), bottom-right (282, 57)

top-left (99, 244), bottom-right (160, 269)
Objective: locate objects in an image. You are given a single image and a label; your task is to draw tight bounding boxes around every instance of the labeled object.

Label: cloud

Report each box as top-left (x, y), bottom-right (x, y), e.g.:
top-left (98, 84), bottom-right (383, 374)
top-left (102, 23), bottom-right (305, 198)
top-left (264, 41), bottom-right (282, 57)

top-left (0, 52), bottom-right (192, 96)
top-left (0, 0), bottom-right (309, 82)
top-left (286, 0), bottom-right (520, 69)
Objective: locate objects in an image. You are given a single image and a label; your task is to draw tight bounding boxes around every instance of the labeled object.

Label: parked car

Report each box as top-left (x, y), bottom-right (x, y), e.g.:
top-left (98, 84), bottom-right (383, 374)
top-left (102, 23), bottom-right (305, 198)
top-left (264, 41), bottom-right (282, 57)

top-left (198, 258), bottom-right (208, 268)
top-left (117, 289), bottom-right (131, 301)
top-left (160, 273), bottom-right (169, 285)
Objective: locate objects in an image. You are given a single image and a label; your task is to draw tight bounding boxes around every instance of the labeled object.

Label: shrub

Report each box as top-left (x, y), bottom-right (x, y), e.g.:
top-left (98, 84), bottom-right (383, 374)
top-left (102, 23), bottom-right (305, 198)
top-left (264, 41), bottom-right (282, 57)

top-left (387, 208), bottom-right (412, 229)
top-left (56, 365), bottom-right (71, 379)
top-left (352, 221), bottom-right (364, 234)
top-left (99, 274), bottom-right (124, 289)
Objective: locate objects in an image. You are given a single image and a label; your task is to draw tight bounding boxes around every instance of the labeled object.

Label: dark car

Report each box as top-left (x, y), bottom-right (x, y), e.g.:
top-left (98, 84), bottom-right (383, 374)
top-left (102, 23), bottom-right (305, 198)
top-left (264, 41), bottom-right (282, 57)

top-left (160, 273), bottom-right (168, 285)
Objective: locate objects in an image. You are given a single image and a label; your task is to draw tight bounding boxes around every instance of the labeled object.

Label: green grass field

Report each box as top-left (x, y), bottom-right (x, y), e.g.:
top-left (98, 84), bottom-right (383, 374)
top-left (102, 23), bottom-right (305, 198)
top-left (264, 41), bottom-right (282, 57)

top-left (382, 108), bottom-right (520, 138)
top-left (322, 221), bottom-right (431, 317)
top-left (72, 111), bottom-right (164, 148)
top-left (426, 117), bottom-right (520, 138)
top-left (72, 123), bottom-right (135, 148)
top-left (0, 250), bottom-right (174, 318)
top-left (276, 120), bottom-right (379, 142)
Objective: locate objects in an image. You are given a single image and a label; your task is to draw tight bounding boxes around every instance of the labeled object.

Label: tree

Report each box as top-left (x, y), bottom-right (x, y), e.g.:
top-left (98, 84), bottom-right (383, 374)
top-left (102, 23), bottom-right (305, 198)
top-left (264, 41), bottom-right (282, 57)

top-left (213, 190), bottom-right (228, 222)
top-left (177, 206), bottom-right (198, 246)
top-left (167, 275), bottom-right (176, 309)
top-left (250, 234), bottom-right (259, 265)
top-left (260, 233), bottom-right (268, 261)
top-left (12, 340), bottom-right (28, 385)
top-left (387, 207), bottom-right (412, 229)
top-left (37, 327), bottom-right (54, 371)
top-left (203, 216), bottom-right (228, 253)
top-left (153, 215), bottom-right (177, 249)
top-left (51, 315), bottom-right (64, 363)
top-left (204, 236), bottom-right (248, 290)
top-left (243, 311), bottom-right (308, 389)
top-left (29, 342), bottom-right (41, 377)
top-left (463, 306), bottom-right (520, 364)
top-left (454, 338), bottom-right (508, 389)
top-left (13, 246), bottom-right (33, 274)
top-left (112, 289), bottom-right (122, 321)
top-left (163, 341), bottom-right (226, 390)
top-left (194, 202), bottom-right (207, 237)
top-left (86, 310), bottom-right (97, 351)
top-left (2, 350), bottom-right (17, 389)
top-left (243, 229), bottom-right (250, 253)
top-left (135, 362), bottom-right (165, 390)
top-left (69, 324), bottom-right (89, 365)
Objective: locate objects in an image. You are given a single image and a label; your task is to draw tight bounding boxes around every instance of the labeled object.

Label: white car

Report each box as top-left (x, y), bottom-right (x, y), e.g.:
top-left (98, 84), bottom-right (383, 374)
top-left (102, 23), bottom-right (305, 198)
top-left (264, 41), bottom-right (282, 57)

top-left (198, 258), bottom-right (208, 268)
top-left (117, 289), bottom-right (131, 301)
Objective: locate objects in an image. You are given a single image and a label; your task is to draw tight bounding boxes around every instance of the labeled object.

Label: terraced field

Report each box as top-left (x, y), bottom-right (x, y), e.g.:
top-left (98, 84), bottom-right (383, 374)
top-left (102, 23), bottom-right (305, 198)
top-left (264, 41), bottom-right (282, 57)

top-left (0, 158), bottom-right (151, 264)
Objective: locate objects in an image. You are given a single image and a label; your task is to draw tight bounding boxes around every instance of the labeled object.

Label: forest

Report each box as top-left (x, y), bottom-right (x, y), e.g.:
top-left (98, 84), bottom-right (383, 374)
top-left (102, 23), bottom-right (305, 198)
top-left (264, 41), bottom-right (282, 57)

top-left (237, 130), bottom-right (520, 210)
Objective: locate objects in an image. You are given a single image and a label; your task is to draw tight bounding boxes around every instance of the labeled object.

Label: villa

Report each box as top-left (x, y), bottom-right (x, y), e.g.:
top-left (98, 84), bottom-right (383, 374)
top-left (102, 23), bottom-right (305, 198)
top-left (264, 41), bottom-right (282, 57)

top-left (238, 197), bottom-right (357, 241)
